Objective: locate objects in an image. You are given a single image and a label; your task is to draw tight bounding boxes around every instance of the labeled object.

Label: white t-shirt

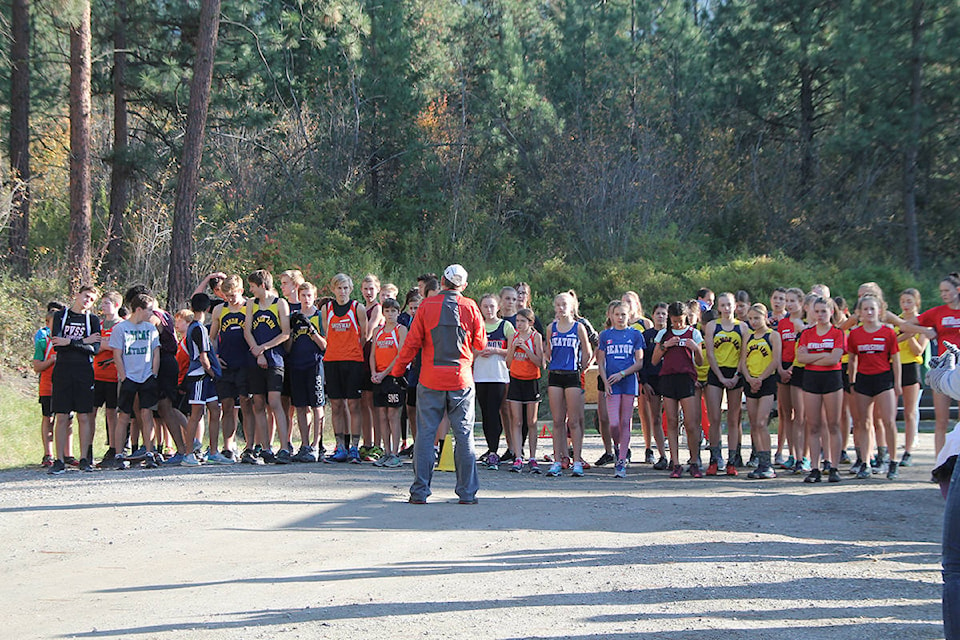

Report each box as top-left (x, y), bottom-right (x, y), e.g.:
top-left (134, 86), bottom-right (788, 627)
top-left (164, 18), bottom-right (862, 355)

top-left (108, 320), bottom-right (160, 383)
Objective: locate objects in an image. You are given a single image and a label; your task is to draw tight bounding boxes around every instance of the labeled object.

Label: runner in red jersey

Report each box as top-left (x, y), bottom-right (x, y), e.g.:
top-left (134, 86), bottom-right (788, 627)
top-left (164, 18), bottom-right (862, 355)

top-left (797, 297), bottom-right (845, 484)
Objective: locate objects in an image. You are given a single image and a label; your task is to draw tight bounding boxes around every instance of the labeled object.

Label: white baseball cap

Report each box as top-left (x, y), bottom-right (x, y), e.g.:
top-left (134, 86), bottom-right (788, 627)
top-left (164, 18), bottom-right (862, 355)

top-left (443, 264), bottom-right (468, 287)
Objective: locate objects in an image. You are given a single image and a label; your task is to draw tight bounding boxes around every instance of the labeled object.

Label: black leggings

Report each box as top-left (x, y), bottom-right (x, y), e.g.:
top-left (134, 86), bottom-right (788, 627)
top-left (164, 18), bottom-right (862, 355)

top-left (476, 382), bottom-right (507, 452)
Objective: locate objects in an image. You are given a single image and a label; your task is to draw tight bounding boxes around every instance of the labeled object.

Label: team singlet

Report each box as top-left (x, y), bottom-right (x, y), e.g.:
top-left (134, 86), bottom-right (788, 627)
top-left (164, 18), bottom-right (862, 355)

top-left (510, 334), bottom-right (541, 380)
top-left (217, 306), bottom-right (250, 369)
top-left (745, 330), bottom-right (774, 378)
top-left (326, 300), bottom-right (364, 362)
top-left (374, 325), bottom-right (401, 373)
top-left (712, 321), bottom-right (742, 368)
top-left (251, 297), bottom-right (284, 368)
top-left (548, 321), bottom-right (581, 372)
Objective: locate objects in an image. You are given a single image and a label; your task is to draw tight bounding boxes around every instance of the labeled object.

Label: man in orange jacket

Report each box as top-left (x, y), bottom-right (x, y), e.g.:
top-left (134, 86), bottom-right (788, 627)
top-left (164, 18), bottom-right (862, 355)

top-left (391, 264), bottom-right (486, 504)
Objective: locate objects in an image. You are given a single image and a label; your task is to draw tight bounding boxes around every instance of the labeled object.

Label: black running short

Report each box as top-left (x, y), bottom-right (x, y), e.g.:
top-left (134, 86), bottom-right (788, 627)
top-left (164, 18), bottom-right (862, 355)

top-left (94, 379), bottom-right (118, 409)
top-left (802, 369), bottom-right (843, 395)
top-left (853, 370), bottom-right (894, 398)
top-left (659, 373), bottom-right (695, 400)
top-left (547, 371), bottom-right (582, 389)
top-left (901, 362), bottom-right (920, 387)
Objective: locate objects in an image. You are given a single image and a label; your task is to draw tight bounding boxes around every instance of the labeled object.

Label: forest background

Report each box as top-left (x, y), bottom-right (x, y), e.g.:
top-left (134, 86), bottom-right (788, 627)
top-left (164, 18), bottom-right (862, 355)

top-left (1, 0), bottom-right (959, 369)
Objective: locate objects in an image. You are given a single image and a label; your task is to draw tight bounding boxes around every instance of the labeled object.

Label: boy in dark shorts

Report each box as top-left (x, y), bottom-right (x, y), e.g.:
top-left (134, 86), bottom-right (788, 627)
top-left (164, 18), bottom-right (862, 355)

top-left (182, 294), bottom-right (224, 465)
top-left (106, 293), bottom-right (162, 469)
top-left (287, 282), bottom-right (327, 462)
top-left (209, 274), bottom-right (252, 463)
top-left (48, 286), bottom-right (102, 475)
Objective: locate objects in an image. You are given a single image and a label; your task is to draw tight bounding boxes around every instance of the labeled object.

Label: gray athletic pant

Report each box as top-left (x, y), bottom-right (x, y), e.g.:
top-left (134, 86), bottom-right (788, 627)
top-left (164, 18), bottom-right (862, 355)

top-left (411, 384), bottom-right (479, 502)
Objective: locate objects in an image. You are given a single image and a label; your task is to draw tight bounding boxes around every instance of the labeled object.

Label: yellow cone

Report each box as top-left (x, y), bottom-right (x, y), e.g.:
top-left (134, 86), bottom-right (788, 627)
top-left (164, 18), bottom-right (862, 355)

top-left (436, 438), bottom-right (456, 472)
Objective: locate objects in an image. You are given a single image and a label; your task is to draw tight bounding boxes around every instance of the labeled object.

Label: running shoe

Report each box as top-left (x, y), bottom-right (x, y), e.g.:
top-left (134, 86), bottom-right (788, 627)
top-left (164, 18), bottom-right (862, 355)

top-left (653, 457), bottom-right (669, 471)
top-left (875, 460), bottom-right (890, 476)
top-left (79, 458), bottom-right (96, 473)
top-left (717, 457), bottom-right (727, 473)
top-left (730, 453), bottom-right (744, 468)
top-left (239, 449), bottom-right (256, 465)
top-left (206, 450), bottom-right (228, 465)
top-left (887, 461), bottom-right (900, 480)
top-left (64, 456), bottom-right (79, 467)
top-left (144, 452), bottom-right (159, 469)
top-left (165, 452), bottom-right (185, 466)
top-left (275, 449), bottom-right (293, 464)
top-left (348, 446), bottom-right (362, 464)
top-left (260, 449), bottom-right (276, 464)
top-left (773, 453), bottom-right (785, 468)
top-left (850, 461), bottom-right (864, 475)
top-left (748, 466), bottom-right (776, 479)
top-left (561, 456), bottom-right (571, 470)
top-left (644, 448), bottom-right (655, 464)
top-left (113, 455), bottom-right (127, 470)
top-left (828, 468), bottom-right (841, 483)
top-left (746, 451), bottom-right (759, 468)
top-left (486, 453), bottom-right (500, 470)
top-left (528, 460), bottom-right (541, 474)
top-left (293, 446), bottom-right (316, 463)
top-left (511, 458), bottom-right (523, 473)
top-left (798, 457), bottom-right (812, 472)
top-left (383, 454), bottom-right (403, 468)
top-left (326, 445), bottom-right (349, 463)
top-left (48, 459), bottom-right (66, 475)
top-left (839, 450), bottom-right (852, 464)
top-left (595, 452), bottom-right (615, 467)
top-left (399, 444), bottom-right (415, 457)
top-left (373, 454), bottom-right (386, 467)
top-left (572, 461), bottom-right (584, 477)
top-left (579, 459), bottom-right (592, 470)
top-left (856, 464), bottom-right (871, 480)
top-left (181, 453), bottom-right (201, 467)
top-left (899, 452), bottom-right (913, 467)
top-left (614, 461), bottom-right (626, 478)
top-left (220, 449), bottom-right (238, 464)
top-left (688, 463), bottom-right (703, 478)
top-left (726, 464), bottom-right (739, 477)
top-left (804, 469), bottom-right (822, 484)
top-left (546, 462), bottom-right (563, 477)
top-left (706, 460), bottom-right (719, 476)
top-left (41, 455), bottom-right (53, 468)
top-left (500, 450), bottom-right (516, 463)
top-left (130, 446), bottom-right (147, 459)
top-left (479, 450), bottom-right (492, 465)
top-left (669, 464), bottom-right (683, 479)
top-left (781, 456), bottom-right (796, 470)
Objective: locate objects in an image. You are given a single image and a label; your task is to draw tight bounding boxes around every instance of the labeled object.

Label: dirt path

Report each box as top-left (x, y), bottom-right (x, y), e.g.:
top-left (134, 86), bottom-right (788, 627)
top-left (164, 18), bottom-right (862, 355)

top-left (1, 435), bottom-right (944, 640)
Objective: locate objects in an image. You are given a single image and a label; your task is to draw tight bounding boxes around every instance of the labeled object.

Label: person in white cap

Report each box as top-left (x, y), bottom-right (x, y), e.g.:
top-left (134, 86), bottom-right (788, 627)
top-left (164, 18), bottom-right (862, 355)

top-left (391, 264), bottom-right (487, 503)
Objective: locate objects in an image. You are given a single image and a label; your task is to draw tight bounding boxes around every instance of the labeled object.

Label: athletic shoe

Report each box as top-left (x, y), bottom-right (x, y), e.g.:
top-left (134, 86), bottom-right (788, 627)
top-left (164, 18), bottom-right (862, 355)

top-left (748, 466), bottom-right (776, 479)
top-left (717, 457), bottom-right (727, 472)
top-left (384, 454), bottom-right (403, 468)
top-left (798, 457), bottom-right (811, 472)
top-left (373, 454), bottom-right (386, 467)
top-left (856, 464), bottom-right (871, 480)
top-left (804, 469), bottom-right (822, 484)
top-left (41, 455), bottom-right (53, 468)
top-left (511, 458), bottom-right (523, 473)
top-left (361, 447), bottom-right (379, 462)
top-left (294, 446), bottom-right (315, 463)
top-left (64, 456), bottom-right (79, 467)
top-left (839, 450), bottom-right (852, 464)
top-left (371, 446), bottom-right (384, 459)
top-left (644, 448), bottom-right (655, 464)
top-left (221, 449), bottom-right (238, 464)
top-left (579, 459), bottom-right (592, 470)
top-left (348, 446), bottom-right (362, 464)
top-left (828, 468), bottom-right (841, 483)
top-left (260, 449), bottom-right (276, 464)
top-left (746, 452), bottom-right (759, 468)
top-left (528, 460), bottom-right (541, 474)
top-left (730, 453), bottom-right (744, 468)
top-left (875, 460), bottom-right (890, 476)
top-left (561, 456), bottom-right (571, 470)
top-left (205, 451), bottom-right (226, 465)
top-left (781, 456), bottom-right (796, 470)
top-left (79, 458), bottom-right (96, 473)
top-left (653, 457), bottom-right (669, 470)
top-left (887, 461), bottom-right (900, 480)
top-left (688, 463), bottom-right (703, 478)
top-left (669, 464), bottom-right (683, 479)
top-left (773, 453), bottom-right (785, 468)
top-left (849, 461), bottom-right (863, 475)
top-left (113, 455), bottom-right (127, 470)
top-left (572, 461), bottom-right (584, 477)
top-left (595, 452), bottom-right (615, 467)
top-left (706, 461), bottom-right (719, 476)
top-left (164, 452), bottom-right (185, 466)
top-left (326, 445), bottom-right (349, 463)
top-left (614, 461), bottom-right (626, 478)
top-left (239, 449), bottom-right (257, 464)
top-left (275, 449), bottom-right (292, 464)
top-left (48, 459), bottom-right (66, 475)
top-left (900, 452), bottom-right (913, 467)
top-left (130, 446), bottom-right (147, 459)
top-left (546, 462), bottom-right (563, 477)
top-left (181, 453), bottom-right (201, 467)
top-left (500, 450), bottom-right (516, 463)
top-left (399, 444), bottom-right (415, 457)
top-left (486, 453), bottom-right (500, 470)
top-left (479, 450), bottom-right (492, 465)
top-left (726, 464), bottom-right (739, 477)
top-left (144, 452), bottom-right (159, 469)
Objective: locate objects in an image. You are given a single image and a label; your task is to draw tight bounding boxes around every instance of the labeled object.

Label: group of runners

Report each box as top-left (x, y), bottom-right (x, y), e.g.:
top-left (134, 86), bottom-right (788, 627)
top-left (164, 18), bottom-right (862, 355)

top-left (32, 267), bottom-right (960, 484)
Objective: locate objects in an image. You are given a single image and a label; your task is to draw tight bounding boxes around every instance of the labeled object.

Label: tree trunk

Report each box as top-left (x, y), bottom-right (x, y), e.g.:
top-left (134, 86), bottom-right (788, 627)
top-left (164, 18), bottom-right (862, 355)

top-left (68, 0), bottom-right (93, 292)
top-left (798, 61), bottom-right (815, 191)
top-left (903, 0), bottom-right (924, 275)
top-left (9, 0), bottom-right (31, 276)
top-left (167, 0), bottom-right (221, 309)
top-left (105, 0), bottom-right (130, 277)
